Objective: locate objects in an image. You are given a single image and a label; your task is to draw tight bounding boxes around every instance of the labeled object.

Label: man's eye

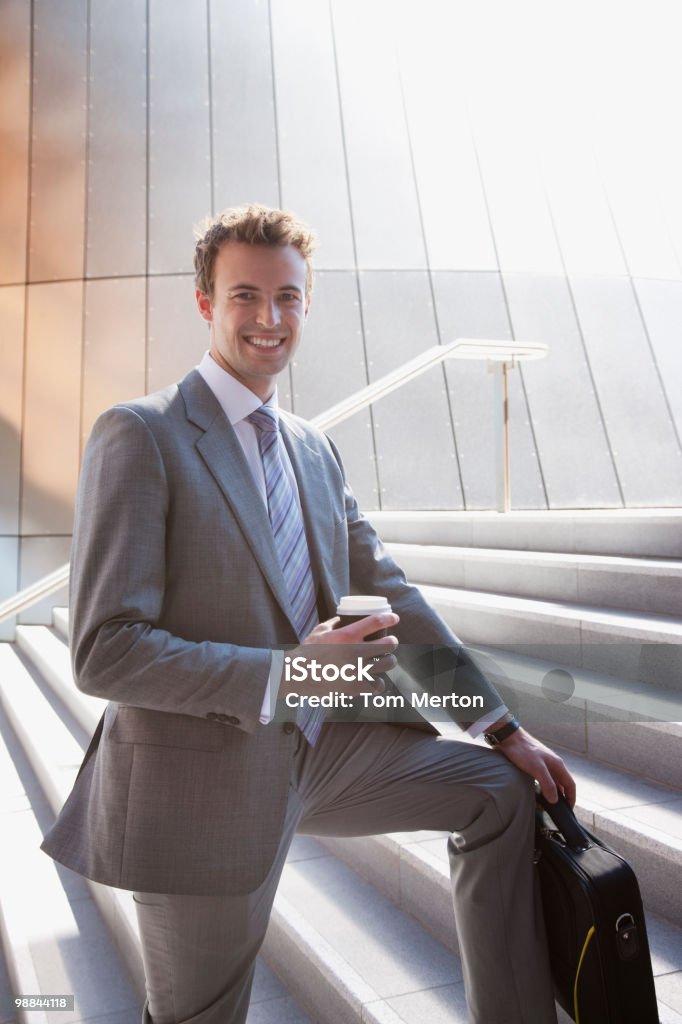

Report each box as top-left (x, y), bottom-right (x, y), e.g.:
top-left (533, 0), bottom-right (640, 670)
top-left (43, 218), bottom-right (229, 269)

top-left (280, 293), bottom-right (300, 302)
top-left (233, 292), bottom-right (254, 300)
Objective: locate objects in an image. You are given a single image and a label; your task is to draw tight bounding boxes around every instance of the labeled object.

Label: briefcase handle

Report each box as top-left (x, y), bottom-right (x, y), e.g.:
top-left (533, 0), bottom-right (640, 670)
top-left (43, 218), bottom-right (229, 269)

top-left (536, 790), bottom-right (592, 852)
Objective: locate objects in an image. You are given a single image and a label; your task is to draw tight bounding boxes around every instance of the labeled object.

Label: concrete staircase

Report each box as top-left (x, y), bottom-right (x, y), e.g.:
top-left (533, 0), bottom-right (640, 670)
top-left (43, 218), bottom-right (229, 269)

top-left (1, 510), bottom-right (681, 1023)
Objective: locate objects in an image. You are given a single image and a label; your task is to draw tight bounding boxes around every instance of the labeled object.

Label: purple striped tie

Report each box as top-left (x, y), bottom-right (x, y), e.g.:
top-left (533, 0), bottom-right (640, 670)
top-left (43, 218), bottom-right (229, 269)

top-left (248, 406), bottom-right (324, 743)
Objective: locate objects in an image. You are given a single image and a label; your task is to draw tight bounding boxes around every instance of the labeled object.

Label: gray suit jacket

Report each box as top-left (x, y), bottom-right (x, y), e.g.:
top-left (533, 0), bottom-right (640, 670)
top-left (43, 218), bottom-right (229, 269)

top-left (41, 369), bottom-right (503, 895)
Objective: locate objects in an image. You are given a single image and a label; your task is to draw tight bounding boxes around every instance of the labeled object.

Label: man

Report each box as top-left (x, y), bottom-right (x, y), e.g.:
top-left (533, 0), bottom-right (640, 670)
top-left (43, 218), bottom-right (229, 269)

top-left (42, 204), bottom-right (574, 1024)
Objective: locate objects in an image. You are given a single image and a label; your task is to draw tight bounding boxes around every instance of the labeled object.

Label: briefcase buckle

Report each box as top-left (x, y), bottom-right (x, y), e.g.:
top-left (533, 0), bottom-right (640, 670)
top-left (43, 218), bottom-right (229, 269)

top-left (615, 912), bottom-right (640, 961)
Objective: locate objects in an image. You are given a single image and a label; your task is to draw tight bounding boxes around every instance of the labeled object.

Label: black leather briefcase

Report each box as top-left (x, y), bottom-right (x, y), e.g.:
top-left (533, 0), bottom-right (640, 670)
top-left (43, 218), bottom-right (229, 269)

top-left (535, 793), bottom-right (660, 1024)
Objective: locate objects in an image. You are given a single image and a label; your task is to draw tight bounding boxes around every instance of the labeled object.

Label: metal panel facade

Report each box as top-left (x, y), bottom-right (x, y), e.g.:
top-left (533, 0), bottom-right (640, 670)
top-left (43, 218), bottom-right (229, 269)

top-left (504, 274), bottom-right (622, 508)
top-left (360, 271), bottom-right (461, 510)
top-left (148, 0), bottom-right (211, 273)
top-left (147, 274), bottom-right (208, 392)
top-left (18, 535), bottom-right (70, 625)
top-left (292, 270), bottom-right (377, 508)
top-left (0, 0), bottom-right (31, 285)
top-left (331, 0), bottom-right (426, 270)
top-left (22, 283), bottom-right (83, 535)
top-left (571, 276), bottom-right (682, 505)
top-left (540, 132), bottom-right (627, 279)
top-left (598, 140), bottom-right (682, 281)
top-left (0, 287), bottom-right (25, 533)
top-left (271, 0), bottom-right (354, 270)
top-left (28, 0), bottom-right (87, 282)
top-left (472, 115), bottom-right (564, 277)
top-left (210, 0), bottom-right (279, 211)
top-left (82, 277), bottom-right (147, 444)
top-left (634, 279), bottom-right (682, 445)
top-left (434, 272), bottom-right (545, 510)
top-left (397, 27), bottom-right (497, 273)
top-left (0, 538), bottom-right (19, 641)
top-left (86, 0), bottom-right (147, 278)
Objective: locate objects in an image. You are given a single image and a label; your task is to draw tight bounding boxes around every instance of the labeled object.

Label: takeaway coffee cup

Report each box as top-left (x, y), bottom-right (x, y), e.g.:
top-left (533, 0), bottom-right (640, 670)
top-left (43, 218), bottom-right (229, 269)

top-left (336, 595), bottom-right (392, 640)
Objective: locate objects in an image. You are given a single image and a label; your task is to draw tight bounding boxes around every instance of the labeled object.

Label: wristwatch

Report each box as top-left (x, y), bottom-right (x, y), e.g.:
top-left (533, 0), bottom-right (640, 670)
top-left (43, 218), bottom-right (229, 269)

top-left (483, 711), bottom-right (521, 747)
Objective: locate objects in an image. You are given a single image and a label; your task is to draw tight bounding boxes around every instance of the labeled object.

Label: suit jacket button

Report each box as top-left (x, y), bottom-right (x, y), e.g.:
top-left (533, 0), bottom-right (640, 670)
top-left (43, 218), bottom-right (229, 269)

top-left (206, 712), bottom-right (219, 720)
top-left (283, 721), bottom-right (296, 735)
top-left (226, 715), bottom-right (240, 726)
top-left (216, 713), bottom-right (229, 723)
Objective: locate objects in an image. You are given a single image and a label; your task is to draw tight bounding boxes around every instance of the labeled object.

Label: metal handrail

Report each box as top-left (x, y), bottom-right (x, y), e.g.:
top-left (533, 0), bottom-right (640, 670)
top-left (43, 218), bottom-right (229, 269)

top-left (311, 338), bottom-right (547, 431)
top-left (0, 563), bottom-right (70, 625)
top-left (0, 337), bottom-right (547, 625)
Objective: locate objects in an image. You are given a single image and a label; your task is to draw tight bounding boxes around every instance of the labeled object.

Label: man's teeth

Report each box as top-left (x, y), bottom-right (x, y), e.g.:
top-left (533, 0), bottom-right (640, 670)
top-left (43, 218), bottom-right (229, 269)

top-left (247, 337), bottom-right (282, 348)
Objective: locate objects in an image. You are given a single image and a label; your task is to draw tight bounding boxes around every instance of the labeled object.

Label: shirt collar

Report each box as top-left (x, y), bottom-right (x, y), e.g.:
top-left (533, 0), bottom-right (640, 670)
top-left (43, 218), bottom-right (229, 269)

top-left (196, 351), bottom-right (278, 425)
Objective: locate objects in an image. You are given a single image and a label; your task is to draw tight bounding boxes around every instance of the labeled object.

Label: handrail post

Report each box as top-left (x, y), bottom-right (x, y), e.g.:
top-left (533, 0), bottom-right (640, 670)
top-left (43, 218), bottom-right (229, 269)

top-left (490, 359), bottom-right (513, 513)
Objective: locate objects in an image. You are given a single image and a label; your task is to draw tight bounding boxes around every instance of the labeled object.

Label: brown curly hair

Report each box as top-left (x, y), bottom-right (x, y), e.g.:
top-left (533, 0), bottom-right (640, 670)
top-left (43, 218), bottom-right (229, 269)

top-left (194, 204), bottom-right (316, 299)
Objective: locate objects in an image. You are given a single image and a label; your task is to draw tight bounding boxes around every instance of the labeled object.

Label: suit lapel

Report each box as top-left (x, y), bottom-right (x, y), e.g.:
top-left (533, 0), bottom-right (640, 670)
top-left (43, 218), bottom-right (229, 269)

top-left (179, 371), bottom-right (301, 634)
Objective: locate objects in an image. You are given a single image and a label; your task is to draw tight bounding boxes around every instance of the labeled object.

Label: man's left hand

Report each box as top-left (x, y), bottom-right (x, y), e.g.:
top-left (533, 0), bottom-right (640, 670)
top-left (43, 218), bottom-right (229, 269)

top-left (496, 727), bottom-right (576, 807)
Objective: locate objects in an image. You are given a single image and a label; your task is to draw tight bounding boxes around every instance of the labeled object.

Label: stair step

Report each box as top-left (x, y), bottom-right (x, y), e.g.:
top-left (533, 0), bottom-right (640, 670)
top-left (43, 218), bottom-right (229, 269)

top-left (0, 646), bottom-right (92, 817)
top-left (0, 947), bottom-right (18, 1024)
top-left (0, 646), bottom-right (314, 1024)
top-left (269, 833), bottom-right (682, 1024)
top-left (44, 611), bottom-right (681, 789)
top-left (0, 644), bottom-right (146, 998)
top-left (31, 618), bottom-right (679, 786)
top-left (318, 732), bottom-right (682, 926)
top-left (315, 827), bottom-right (679, 1019)
top-left (416, 583), bottom-right (682, 692)
top-left (368, 509), bottom-right (682, 558)
top-left (3, 636), bottom-right (417, 1023)
top-left (387, 542), bottom-right (682, 617)
top-left (418, 584), bottom-right (682, 644)
top-left (264, 837), bottom-right (471, 1024)
top-left (314, 824), bottom-right (682, 1022)
top-left (0, 695), bottom-right (309, 1024)
top-left (15, 625), bottom-right (106, 736)
top-left (461, 642), bottom-right (682, 790)
top-left (14, 625), bottom-right (682, 916)
top-left (5, 629), bottom-right (681, 1021)
top-left (51, 608), bottom-right (68, 644)
top-left (0, 702), bottom-right (140, 1024)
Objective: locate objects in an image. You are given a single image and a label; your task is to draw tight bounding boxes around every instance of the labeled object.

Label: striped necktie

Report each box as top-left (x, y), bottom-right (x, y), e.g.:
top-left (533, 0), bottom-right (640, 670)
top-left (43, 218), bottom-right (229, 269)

top-left (247, 406), bottom-right (324, 743)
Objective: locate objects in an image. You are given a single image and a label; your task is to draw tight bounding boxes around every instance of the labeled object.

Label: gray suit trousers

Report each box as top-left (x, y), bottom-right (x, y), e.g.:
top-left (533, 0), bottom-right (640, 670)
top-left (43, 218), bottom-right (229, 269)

top-left (133, 724), bottom-right (558, 1024)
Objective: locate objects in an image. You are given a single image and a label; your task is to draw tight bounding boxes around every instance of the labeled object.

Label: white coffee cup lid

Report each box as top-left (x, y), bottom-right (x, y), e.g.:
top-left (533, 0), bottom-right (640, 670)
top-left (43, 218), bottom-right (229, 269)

top-left (336, 595), bottom-right (391, 616)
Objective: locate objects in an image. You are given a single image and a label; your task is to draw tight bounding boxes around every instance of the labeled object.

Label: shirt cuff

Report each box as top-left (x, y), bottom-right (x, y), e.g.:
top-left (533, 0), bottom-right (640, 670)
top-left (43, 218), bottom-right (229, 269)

top-left (466, 705), bottom-right (509, 739)
top-left (260, 649), bottom-right (284, 724)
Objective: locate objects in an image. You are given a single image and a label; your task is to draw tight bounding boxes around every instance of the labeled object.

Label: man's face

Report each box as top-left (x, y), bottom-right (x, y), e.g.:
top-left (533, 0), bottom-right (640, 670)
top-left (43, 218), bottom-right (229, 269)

top-left (196, 241), bottom-right (310, 401)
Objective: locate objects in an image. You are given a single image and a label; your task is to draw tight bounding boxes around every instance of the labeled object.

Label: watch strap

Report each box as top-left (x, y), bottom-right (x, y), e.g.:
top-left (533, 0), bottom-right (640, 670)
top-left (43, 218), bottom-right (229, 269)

top-left (484, 715), bottom-right (520, 746)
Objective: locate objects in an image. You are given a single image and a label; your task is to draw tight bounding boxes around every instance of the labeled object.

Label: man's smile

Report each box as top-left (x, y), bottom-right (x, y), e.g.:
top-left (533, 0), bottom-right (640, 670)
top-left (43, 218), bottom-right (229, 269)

top-left (244, 335), bottom-right (286, 349)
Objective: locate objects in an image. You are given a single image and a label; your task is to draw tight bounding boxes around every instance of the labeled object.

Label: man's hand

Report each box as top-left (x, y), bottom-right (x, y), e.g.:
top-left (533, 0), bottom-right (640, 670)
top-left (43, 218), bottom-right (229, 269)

top-left (495, 726), bottom-right (576, 808)
top-left (278, 612), bottom-right (400, 700)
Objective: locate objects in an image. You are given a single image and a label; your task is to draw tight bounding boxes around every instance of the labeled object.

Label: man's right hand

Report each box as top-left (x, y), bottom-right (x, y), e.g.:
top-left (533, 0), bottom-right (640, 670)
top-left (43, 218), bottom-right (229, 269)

top-left (277, 612), bottom-right (400, 700)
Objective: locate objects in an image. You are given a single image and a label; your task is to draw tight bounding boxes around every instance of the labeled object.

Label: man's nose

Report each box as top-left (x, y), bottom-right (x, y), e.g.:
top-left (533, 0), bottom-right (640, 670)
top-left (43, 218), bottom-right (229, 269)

top-left (255, 297), bottom-right (279, 327)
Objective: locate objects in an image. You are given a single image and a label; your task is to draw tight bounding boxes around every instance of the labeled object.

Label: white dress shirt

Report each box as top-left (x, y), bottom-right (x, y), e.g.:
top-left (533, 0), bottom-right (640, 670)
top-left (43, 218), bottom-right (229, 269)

top-left (195, 351), bottom-right (506, 739)
top-left (196, 351), bottom-right (288, 722)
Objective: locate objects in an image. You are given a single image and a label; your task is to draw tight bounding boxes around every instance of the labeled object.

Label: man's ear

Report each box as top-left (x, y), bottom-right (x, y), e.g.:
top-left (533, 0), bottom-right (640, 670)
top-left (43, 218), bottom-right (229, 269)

top-left (304, 293), bottom-right (311, 319)
top-left (196, 289), bottom-right (213, 323)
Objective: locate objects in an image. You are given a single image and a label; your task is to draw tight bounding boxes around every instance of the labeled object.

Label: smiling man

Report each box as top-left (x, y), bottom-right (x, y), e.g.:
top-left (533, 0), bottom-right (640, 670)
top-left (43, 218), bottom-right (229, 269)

top-left (42, 204), bottom-right (574, 1024)
top-left (196, 238), bottom-right (309, 397)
